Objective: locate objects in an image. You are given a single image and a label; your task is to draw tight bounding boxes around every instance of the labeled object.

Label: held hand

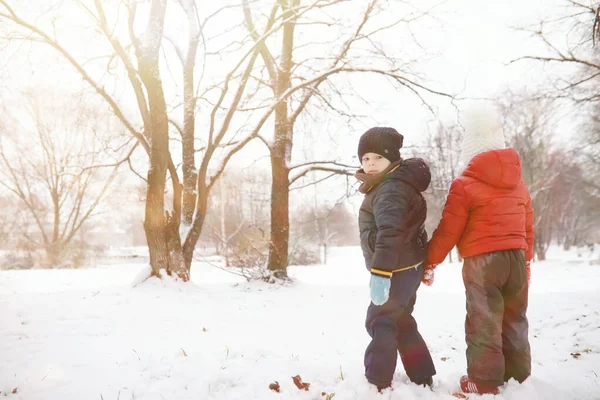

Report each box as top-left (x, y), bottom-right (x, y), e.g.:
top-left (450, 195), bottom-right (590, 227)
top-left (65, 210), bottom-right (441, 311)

top-left (370, 275), bottom-right (391, 305)
top-left (421, 264), bottom-right (437, 286)
top-left (526, 260), bottom-right (531, 284)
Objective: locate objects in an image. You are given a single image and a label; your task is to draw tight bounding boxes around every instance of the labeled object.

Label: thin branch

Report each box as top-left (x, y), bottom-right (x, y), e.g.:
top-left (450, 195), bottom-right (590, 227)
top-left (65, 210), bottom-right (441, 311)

top-left (127, 156), bottom-right (147, 183)
top-left (78, 141), bottom-right (139, 173)
top-left (290, 172), bottom-right (337, 191)
top-left (289, 165), bottom-right (354, 185)
top-left (511, 54), bottom-right (600, 71)
top-left (169, 119), bottom-right (184, 137)
top-left (289, 160), bottom-right (356, 170)
top-left (0, 3), bottom-right (151, 154)
top-left (243, 0), bottom-right (279, 84)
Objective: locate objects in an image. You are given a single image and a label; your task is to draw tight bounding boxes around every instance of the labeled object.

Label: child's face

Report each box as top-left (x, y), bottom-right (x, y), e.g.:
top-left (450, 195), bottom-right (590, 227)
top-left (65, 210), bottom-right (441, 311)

top-left (361, 152), bottom-right (391, 175)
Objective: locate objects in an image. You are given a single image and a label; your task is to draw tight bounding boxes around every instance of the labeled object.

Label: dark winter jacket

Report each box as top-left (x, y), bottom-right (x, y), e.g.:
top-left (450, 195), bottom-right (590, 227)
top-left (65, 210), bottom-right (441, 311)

top-left (357, 158), bottom-right (431, 278)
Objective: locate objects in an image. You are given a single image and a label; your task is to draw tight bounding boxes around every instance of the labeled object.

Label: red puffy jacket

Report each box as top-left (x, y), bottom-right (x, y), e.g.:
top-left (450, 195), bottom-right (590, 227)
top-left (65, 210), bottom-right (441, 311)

top-left (427, 148), bottom-right (534, 264)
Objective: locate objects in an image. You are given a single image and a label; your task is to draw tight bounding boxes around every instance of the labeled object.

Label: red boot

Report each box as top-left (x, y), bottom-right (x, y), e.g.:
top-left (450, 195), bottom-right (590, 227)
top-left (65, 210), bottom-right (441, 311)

top-left (460, 376), bottom-right (500, 395)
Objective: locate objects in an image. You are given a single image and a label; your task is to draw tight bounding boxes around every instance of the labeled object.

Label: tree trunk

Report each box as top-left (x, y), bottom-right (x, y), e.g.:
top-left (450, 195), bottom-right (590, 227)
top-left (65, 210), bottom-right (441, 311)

top-left (268, 146), bottom-right (291, 278)
top-left (219, 177), bottom-right (230, 267)
top-left (181, 32), bottom-right (198, 225)
top-left (139, 0), bottom-right (187, 280)
top-left (266, 5), bottom-right (295, 279)
top-left (46, 242), bottom-right (63, 267)
top-left (143, 134), bottom-right (170, 278)
top-left (182, 176), bottom-right (209, 272)
top-left (167, 181), bottom-right (188, 280)
top-left (536, 249), bottom-right (547, 261)
top-left (535, 240), bottom-right (547, 261)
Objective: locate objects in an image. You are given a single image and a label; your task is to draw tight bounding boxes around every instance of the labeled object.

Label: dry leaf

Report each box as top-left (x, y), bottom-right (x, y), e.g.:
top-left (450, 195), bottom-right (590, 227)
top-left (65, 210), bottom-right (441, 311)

top-left (292, 375), bottom-right (310, 391)
top-left (441, 357), bottom-right (449, 361)
top-left (12, 387), bottom-right (18, 394)
top-left (269, 381), bottom-right (281, 392)
top-left (571, 352), bottom-right (582, 359)
top-left (202, 327), bottom-right (207, 332)
top-left (452, 393), bottom-right (467, 399)
top-left (181, 348), bottom-right (188, 357)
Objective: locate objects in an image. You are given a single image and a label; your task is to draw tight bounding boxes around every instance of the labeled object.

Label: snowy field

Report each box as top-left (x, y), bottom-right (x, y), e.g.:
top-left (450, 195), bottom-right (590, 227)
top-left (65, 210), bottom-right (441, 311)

top-left (1, 246), bottom-right (599, 400)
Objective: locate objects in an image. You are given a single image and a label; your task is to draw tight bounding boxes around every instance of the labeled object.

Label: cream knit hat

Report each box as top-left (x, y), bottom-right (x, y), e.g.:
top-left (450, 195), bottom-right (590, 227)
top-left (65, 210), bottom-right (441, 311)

top-left (460, 103), bottom-right (506, 165)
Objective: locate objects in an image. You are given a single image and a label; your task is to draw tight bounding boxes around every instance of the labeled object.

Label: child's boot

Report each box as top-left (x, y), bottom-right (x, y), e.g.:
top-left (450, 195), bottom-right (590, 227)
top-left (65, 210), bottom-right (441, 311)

top-left (459, 375), bottom-right (500, 395)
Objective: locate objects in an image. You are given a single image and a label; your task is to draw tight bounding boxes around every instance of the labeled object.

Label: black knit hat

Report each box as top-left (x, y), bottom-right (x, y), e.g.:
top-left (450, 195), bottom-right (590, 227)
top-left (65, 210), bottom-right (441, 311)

top-left (357, 127), bottom-right (404, 163)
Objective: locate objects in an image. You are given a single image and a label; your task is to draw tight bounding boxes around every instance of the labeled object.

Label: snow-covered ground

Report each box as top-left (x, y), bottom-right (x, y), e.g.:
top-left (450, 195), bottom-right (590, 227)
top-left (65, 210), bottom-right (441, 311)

top-left (1, 246), bottom-right (599, 400)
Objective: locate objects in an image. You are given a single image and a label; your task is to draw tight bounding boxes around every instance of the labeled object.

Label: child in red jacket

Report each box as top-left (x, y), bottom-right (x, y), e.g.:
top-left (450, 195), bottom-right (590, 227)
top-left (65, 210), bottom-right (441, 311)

top-left (424, 105), bottom-right (534, 395)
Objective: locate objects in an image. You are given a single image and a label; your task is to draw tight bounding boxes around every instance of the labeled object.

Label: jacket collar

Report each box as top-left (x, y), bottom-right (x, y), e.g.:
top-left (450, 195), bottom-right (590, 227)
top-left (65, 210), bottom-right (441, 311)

top-left (355, 159), bottom-right (403, 194)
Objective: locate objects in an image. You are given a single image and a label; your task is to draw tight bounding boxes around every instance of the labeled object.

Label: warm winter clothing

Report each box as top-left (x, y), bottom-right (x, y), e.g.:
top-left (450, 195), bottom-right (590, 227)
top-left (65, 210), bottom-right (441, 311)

top-left (357, 158), bottom-right (431, 277)
top-left (460, 103), bottom-right (506, 165)
top-left (421, 263), bottom-right (436, 286)
top-left (364, 265), bottom-right (436, 388)
top-left (357, 127), bottom-right (404, 163)
top-left (460, 375), bottom-right (500, 395)
top-left (426, 110), bottom-right (534, 393)
top-left (355, 159), bottom-right (402, 195)
top-left (356, 150), bottom-right (435, 388)
top-left (462, 250), bottom-right (531, 388)
top-left (427, 149), bottom-right (534, 265)
top-left (369, 275), bottom-right (391, 306)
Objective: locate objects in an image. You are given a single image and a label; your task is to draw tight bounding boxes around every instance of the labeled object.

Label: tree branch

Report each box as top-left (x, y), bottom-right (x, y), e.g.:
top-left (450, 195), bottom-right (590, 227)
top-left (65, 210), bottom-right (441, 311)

top-left (0, 2), bottom-right (151, 154)
top-left (243, 0), bottom-right (279, 84)
top-left (289, 165), bottom-right (354, 185)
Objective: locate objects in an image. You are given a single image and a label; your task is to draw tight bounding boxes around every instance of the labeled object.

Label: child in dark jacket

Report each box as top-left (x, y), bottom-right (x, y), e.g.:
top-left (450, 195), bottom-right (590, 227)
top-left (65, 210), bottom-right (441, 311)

top-left (355, 127), bottom-right (436, 391)
top-left (424, 106), bottom-right (534, 395)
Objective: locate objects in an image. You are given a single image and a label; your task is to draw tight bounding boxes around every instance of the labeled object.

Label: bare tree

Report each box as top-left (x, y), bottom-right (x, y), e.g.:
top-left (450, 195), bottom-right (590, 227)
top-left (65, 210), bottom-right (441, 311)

top-left (550, 152), bottom-right (600, 248)
top-left (291, 196), bottom-right (359, 264)
top-left (200, 168), bottom-right (271, 270)
top-left (243, 0), bottom-right (453, 278)
top-left (204, 172), bottom-right (248, 266)
top-left (515, 1), bottom-right (600, 102)
top-left (0, 0), bottom-right (329, 280)
top-left (496, 93), bottom-right (561, 260)
top-left (0, 90), bottom-right (129, 266)
top-left (0, 195), bottom-right (19, 248)
top-left (419, 123), bottom-right (463, 262)
top-left (584, 102), bottom-right (600, 187)
top-left (509, 2), bottom-right (600, 252)
top-left (516, 1), bottom-right (600, 170)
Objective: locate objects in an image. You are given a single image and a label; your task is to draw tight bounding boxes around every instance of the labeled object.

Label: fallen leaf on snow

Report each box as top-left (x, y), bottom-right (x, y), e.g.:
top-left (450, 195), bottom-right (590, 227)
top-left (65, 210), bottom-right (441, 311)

top-left (269, 381), bottom-right (281, 392)
top-left (292, 375), bottom-right (310, 391)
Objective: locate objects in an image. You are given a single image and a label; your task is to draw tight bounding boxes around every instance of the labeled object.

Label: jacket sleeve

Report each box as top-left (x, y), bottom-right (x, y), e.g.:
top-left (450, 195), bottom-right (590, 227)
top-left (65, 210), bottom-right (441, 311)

top-left (369, 181), bottom-right (411, 277)
top-left (427, 179), bottom-right (470, 265)
top-left (525, 194), bottom-right (535, 261)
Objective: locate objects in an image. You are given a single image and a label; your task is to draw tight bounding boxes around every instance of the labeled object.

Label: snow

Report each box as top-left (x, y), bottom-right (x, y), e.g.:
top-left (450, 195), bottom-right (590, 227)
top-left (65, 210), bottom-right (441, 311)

top-left (1, 246), bottom-right (599, 400)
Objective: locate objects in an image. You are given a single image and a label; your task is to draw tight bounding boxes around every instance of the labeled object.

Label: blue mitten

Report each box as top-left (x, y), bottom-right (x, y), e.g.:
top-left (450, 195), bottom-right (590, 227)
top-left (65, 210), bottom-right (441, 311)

top-left (370, 275), bottom-right (391, 305)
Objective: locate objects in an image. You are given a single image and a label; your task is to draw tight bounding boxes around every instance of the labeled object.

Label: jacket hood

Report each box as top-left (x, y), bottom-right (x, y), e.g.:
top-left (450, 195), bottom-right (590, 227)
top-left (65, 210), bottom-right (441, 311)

top-left (387, 158), bottom-right (431, 192)
top-left (463, 148), bottom-right (522, 188)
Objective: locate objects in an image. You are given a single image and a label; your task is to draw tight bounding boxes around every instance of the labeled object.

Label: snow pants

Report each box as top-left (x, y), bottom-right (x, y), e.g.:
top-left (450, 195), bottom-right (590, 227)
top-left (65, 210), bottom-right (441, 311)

top-left (364, 264), bottom-right (436, 388)
top-left (463, 249), bottom-right (531, 387)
